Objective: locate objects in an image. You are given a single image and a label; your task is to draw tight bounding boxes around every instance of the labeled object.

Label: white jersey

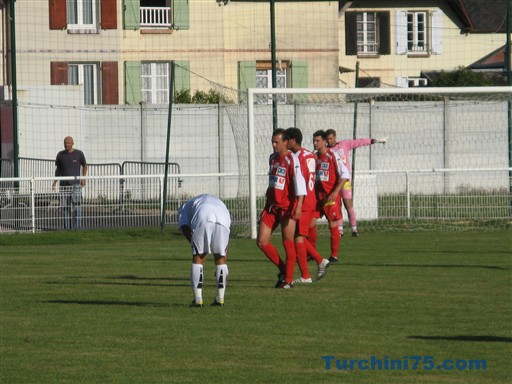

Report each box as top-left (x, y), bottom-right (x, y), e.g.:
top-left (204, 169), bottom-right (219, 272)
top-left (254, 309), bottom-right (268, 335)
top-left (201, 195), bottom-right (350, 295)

top-left (178, 194), bottom-right (231, 255)
top-left (178, 194), bottom-right (231, 231)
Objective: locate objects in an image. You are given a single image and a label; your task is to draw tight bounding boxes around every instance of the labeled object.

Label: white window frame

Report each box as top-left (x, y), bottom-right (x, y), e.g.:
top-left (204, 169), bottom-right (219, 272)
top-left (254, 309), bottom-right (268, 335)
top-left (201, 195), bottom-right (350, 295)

top-left (356, 12), bottom-right (378, 55)
top-left (141, 62), bottom-right (170, 104)
top-left (68, 63), bottom-right (99, 105)
top-left (67, 0), bottom-right (97, 30)
top-left (408, 77), bottom-right (428, 87)
top-left (396, 10), bottom-right (443, 56)
top-left (407, 11), bottom-right (428, 54)
top-left (256, 66), bottom-right (287, 104)
top-left (396, 76), bottom-right (428, 88)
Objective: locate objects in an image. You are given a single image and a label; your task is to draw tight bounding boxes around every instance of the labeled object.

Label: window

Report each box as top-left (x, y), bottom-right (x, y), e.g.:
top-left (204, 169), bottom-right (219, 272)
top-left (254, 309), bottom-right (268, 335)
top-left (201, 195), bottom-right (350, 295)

top-left (124, 61), bottom-right (189, 105)
top-left (345, 12), bottom-right (390, 56)
top-left (49, 0), bottom-right (117, 31)
top-left (141, 62), bottom-right (170, 104)
top-left (123, 0), bottom-right (189, 30)
top-left (408, 77), bottom-right (428, 87)
top-left (140, 0), bottom-right (171, 28)
top-left (68, 63), bottom-right (98, 104)
top-left (67, 0), bottom-right (95, 28)
top-left (358, 77), bottom-right (381, 88)
top-left (256, 62), bottom-right (287, 104)
top-left (407, 12), bottom-right (427, 53)
top-left (396, 10), bottom-right (443, 55)
top-left (356, 13), bottom-right (378, 54)
top-left (396, 76), bottom-right (428, 88)
top-left (238, 61), bottom-right (307, 104)
top-left (50, 61), bottom-right (119, 105)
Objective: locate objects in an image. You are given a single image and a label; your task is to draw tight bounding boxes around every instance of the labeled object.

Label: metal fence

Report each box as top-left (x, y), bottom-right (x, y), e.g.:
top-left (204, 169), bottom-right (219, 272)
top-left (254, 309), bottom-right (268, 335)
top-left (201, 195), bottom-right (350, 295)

top-left (1, 169), bottom-right (510, 235)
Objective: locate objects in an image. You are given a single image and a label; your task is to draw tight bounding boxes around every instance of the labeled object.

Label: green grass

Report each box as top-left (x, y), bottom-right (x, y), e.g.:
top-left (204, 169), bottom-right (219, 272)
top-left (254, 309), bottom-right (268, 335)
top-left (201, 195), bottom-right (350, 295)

top-left (1, 229), bottom-right (511, 383)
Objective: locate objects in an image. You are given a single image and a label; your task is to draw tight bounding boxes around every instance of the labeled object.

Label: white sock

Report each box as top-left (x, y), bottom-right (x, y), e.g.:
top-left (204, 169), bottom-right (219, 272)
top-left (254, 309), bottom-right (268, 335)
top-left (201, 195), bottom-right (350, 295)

top-left (215, 264), bottom-right (229, 303)
top-left (190, 264), bottom-right (203, 303)
top-left (352, 226), bottom-right (358, 233)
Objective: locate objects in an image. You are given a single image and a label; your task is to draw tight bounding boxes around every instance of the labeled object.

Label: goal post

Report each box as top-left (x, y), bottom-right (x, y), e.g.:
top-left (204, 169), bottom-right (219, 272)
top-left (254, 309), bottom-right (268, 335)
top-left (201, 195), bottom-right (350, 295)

top-left (246, 86), bottom-right (512, 239)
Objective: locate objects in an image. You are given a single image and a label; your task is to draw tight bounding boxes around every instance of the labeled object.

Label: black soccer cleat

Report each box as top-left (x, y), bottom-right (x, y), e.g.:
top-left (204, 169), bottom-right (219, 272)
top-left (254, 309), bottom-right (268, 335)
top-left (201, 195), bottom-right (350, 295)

top-left (189, 300), bottom-right (203, 308)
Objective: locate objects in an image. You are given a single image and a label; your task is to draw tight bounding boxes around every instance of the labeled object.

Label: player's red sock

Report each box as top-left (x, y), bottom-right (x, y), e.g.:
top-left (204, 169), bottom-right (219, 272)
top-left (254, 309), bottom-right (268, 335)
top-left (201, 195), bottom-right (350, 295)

top-left (295, 241), bottom-right (311, 279)
top-left (283, 239), bottom-right (296, 283)
top-left (307, 226), bottom-right (317, 248)
top-left (305, 237), bottom-right (323, 264)
top-left (330, 226), bottom-right (340, 258)
top-left (261, 243), bottom-right (285, 273)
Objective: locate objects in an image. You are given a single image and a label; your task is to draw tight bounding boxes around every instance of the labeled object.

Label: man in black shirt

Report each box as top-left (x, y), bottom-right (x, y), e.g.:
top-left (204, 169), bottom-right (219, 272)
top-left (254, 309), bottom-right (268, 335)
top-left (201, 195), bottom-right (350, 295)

top-left (52, 136), bottom-right (88, 229)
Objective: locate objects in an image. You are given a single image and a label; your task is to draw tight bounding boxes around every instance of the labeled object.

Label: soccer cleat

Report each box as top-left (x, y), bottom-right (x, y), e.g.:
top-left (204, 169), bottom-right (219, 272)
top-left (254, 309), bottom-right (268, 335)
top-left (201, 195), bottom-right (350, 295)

top-left (189, 300), bottom-right (203, 308)
top-left (352, 231), bottom-right (359, 238)
top-left (328, 256), bottom-right (339, 263)
top-left (211, 299), bottom-right (224, 307)
top-left (317, 259), bottom-right (330, 280)
top-left (274, 273), bottom-right (286, 288)
top-left (292, 277), bottom-right (313, 285)
top-left (276, 281), bottom-right (293, 289)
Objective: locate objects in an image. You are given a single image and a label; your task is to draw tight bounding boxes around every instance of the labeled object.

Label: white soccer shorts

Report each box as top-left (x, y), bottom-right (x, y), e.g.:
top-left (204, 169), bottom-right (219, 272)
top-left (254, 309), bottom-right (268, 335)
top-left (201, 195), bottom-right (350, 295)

top-left (191, 222), bottom-right (229, 256)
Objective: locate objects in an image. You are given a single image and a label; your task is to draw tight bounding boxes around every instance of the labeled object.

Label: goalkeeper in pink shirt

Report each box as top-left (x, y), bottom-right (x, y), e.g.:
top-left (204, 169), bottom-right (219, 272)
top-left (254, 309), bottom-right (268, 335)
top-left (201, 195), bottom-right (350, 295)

top-left (325, 129), bottom-right (387, 237)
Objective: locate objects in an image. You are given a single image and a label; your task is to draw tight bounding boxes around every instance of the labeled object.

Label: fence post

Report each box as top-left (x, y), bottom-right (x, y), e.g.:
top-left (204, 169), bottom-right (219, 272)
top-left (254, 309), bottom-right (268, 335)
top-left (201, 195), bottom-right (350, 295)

top-left (406, 171), bottom-right (411, 219)
top-left (30, 178), bottom-right (36, 233)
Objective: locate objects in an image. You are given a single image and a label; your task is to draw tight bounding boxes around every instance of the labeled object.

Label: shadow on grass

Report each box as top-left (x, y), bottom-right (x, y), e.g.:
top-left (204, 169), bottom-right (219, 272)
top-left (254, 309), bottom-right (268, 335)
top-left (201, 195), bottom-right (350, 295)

top-left (408, 335), bottom-right (512, 343)
top-left (44, 299), bottom-right (231, 308)
top-left (345, 263), bottom-right (509, 270)
top-left (46, 275), bottom-right (189, 287)
top-left (44, 299), bottom-right (179, 308)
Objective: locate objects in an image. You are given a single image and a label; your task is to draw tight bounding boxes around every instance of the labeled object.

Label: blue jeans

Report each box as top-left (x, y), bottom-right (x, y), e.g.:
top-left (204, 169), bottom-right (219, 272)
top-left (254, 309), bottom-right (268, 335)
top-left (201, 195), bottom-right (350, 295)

top-left (61, 185), bottom-right (82, 230)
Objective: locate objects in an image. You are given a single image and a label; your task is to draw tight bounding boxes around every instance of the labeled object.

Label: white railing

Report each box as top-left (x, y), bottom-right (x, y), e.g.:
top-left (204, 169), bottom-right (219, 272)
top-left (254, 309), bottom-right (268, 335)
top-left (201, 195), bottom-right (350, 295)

top-left (140, 7), bottom-right (171, 28)
top-left (1, 169), bottom-right (510, 235)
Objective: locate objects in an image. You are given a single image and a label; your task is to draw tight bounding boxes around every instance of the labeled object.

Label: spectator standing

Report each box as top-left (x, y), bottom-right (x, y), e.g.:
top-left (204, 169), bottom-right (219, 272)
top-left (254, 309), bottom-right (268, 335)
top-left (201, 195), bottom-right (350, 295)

top-left (52, 136), bottom-right (87, 230)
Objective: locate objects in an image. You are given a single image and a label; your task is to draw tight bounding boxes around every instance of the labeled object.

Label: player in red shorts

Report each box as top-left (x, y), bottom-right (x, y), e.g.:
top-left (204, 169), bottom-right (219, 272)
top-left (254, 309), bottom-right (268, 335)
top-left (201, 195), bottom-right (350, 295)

top-left (311, 130), bottom-right (350, 263)
top-left (257, 128), bottom-right (305, 288)
top-left (285, 127), bottom-right (331, 284)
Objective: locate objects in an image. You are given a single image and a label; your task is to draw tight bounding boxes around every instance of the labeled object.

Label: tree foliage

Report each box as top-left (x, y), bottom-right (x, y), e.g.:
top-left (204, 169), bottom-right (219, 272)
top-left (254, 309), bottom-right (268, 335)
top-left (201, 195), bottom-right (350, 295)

top-left (429, 66), bottom-right (494, 87)
top-left (174, 88), bottom-right (222, 104)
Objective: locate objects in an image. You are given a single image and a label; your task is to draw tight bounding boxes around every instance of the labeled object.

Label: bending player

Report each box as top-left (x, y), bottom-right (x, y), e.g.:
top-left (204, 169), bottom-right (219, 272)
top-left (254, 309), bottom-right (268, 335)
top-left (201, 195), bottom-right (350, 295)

top-left (178, 194), bottom-right (231, 307)
top-left (326, 129), bottom-right (387, 237)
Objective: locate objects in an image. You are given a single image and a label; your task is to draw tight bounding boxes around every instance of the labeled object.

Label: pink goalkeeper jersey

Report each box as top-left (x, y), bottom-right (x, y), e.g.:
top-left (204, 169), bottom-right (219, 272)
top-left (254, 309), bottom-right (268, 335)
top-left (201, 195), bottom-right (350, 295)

top-left (329, 138), bottom-right (372, 177)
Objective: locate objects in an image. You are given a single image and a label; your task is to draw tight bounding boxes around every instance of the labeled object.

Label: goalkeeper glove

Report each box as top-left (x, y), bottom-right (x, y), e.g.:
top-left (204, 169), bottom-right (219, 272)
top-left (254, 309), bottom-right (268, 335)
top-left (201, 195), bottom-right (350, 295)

top-left (375, 136), bottom-right (388, 144)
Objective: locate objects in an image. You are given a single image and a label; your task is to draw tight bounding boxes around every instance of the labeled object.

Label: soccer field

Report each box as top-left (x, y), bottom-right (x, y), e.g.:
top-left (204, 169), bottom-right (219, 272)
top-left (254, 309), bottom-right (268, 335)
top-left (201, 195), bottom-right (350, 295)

top-left (0, 229), bottom-right (511, 384)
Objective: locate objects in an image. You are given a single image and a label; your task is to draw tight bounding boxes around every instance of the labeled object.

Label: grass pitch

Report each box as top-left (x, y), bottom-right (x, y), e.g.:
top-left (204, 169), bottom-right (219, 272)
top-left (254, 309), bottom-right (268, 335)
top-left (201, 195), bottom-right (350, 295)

top-left (0, 229), bottom-right (511, 384)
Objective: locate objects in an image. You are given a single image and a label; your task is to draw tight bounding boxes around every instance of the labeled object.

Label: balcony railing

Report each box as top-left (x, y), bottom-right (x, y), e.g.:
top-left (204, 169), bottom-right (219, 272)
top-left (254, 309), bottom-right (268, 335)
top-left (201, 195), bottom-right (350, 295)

top-left (140, 7), bottom-right (171, 28)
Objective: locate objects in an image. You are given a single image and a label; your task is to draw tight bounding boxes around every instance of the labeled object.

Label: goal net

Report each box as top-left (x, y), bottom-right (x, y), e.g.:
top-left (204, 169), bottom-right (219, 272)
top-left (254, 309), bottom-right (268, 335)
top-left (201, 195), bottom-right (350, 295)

top-left (225, 87), bottom-right (512, 238)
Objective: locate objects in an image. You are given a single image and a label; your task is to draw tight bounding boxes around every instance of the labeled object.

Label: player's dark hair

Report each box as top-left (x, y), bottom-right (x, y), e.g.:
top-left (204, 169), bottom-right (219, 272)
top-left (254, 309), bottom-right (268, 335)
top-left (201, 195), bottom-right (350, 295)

top-left (284, 127), bottom-right (303, 145)
top-left (325, 129), bottom-right (337, 137)
top-left (313, 130), bottom-right (327, 140)
top-left (272, 128), bottom-right (286, 139)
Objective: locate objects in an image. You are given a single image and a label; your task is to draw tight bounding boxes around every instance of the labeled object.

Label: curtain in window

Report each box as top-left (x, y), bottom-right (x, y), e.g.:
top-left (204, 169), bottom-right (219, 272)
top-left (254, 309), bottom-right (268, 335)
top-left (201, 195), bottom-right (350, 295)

top-left (83, 0), bottom-right (93, 24)
top-left (67, 0), bottom-right (77, 24)
top-left (83, 64), bottom-right (95, 105)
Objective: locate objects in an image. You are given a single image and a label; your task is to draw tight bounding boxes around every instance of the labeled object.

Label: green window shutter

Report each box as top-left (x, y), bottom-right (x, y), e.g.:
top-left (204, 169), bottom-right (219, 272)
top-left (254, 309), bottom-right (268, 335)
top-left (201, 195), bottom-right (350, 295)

top-left (238, 61), bottom-right (256, 103)
top-left (125, 61), bottom-right (142, 105)
top-left (123, 0), bottom-right (140, 30)
top-left (173, 61), bottom-right (190, 93)
top-left (291, 61), bottom-right (308, 88)
top-left (173, 0), bottom-right (189, 30)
